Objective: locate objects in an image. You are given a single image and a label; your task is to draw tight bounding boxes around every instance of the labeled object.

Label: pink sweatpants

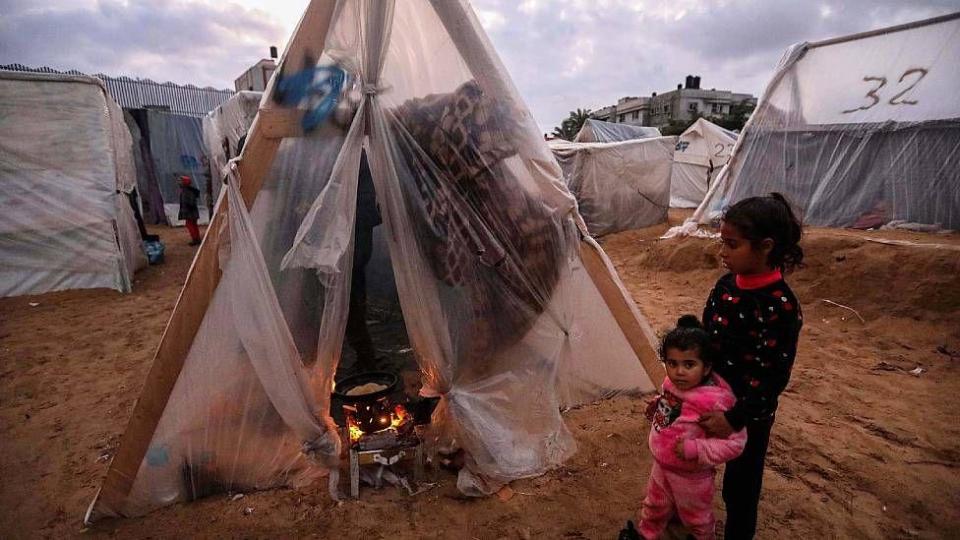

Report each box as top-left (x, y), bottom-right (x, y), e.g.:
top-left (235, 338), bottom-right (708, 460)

top-left (638, 462), bottom-right (716, 540)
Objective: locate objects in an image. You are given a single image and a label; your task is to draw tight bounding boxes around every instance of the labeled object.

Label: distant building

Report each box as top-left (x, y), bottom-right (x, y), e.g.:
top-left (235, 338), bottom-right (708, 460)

top-left (592, 76), bottom-right (756, 129)
top-left (234, 58), bottom-right (277, 92)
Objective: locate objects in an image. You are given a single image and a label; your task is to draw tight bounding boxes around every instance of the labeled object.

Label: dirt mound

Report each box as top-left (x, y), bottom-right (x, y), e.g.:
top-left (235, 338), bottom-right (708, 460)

top-left (603, 229), bottom-right (960, 323)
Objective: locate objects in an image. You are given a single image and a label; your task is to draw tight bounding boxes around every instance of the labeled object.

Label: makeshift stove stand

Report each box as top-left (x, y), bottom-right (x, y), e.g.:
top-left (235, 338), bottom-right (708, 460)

top-left (333, 372), bottom-right (431, 499)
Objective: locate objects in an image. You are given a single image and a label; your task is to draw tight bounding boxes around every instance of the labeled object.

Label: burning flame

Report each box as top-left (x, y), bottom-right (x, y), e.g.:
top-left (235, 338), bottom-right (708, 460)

top-left (346, 403), bottom-right (410, 444)
top-left (390, 404), bottom-right (408, 429)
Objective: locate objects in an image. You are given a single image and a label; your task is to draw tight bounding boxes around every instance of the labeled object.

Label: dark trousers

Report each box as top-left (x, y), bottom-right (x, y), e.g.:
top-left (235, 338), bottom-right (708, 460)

top-left (344, 225), bottom-right (376, 369)
top-left (722, 417), bottom-right (774, 540)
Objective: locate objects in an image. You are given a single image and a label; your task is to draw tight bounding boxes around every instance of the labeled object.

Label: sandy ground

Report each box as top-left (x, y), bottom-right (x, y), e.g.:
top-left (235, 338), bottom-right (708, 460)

top-left (1, 217), bottom-right (959, 539)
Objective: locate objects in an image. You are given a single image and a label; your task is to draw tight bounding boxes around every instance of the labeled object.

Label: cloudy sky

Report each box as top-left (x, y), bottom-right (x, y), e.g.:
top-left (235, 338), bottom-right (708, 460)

top-left (1, 0), bottom-right (957, 131)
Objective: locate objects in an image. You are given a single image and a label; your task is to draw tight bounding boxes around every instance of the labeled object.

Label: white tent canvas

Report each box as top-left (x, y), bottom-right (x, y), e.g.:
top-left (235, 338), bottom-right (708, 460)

top-left (202, 90), bottom-right (262, 204)
top-left (695, 13), bottom-right (960, 229)
top-left (575, 118), bottom-right (661, 143)
top-left (0, 71), bottom-right (147, 297)
top-left (552, 137), bottom-right (674, 235)
top-left (89, 0), bottom-right (659, 521)
top-left (670, 118), bottom-right (737, 208)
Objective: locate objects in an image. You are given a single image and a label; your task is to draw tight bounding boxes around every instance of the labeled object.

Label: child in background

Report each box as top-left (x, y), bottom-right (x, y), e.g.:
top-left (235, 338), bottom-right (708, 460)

top-left (638, 315), bottom-right (747, 540)
top-left (178, 175), bottom-right (201, 246)
top-left (699, 193), bottom-right (804, 539)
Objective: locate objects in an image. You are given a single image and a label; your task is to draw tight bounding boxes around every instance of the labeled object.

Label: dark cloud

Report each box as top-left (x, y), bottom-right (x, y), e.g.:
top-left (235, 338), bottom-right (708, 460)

top-left (0, 0), bottom-right (286, 89)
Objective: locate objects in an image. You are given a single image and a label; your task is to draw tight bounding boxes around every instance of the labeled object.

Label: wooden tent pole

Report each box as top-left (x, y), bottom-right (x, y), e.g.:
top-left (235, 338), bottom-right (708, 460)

top-left (90, 0), bottom-right (338, 519)
top-left (427, 0), bottom-right (662, 384)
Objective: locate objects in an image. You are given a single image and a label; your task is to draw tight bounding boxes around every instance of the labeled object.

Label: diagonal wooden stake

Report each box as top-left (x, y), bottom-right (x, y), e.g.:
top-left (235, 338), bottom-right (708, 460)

top-left (89, 0), bottom-right (338, 521)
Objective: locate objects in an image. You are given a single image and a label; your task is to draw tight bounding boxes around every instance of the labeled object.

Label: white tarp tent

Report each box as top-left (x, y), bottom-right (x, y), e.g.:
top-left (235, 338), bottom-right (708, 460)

top-left (575, 119), bottom-right (661, 143)
top-left (89, 0), bottom-right (659, 521)
top-left (0, 71), bottom-right (147, 297)
top-left (202, 91), bottom-right (261, 204)
top-left (694, 13), bottom-right (960, 229)
top-left (144, 110), bottom-right (212, 226)
top-left (670, 118), bottom-right (737, 208)
top-left (552, 137), bottom-right (674, 235)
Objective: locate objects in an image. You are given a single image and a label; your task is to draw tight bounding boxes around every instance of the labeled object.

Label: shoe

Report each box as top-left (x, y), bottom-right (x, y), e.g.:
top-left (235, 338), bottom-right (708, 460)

top-left (618, 520), bottom-right (641, 540)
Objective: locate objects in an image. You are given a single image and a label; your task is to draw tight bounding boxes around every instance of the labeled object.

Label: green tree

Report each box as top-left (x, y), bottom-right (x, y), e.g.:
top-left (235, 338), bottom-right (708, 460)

top-left (552, 108), bottom-right (592, 141)
top-left (713, 99), bottom-right (756, 131)
top-left (660, 112), bottom-right (702, 136)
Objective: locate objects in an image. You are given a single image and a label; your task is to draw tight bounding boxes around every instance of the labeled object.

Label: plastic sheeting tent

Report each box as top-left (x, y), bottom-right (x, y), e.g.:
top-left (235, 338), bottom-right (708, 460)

top-left (143, 110), bottom-right (212, 226)
top-left (202, 91), bottom-right (262, 204)
top-left (670, 118), bottom-right (737, 208)
top-left (574, 118), bottom-right (661, 143)
top-left (202, 91), bottom-right (399, 305)
top-left (0, 71), bottom-right (147, 297)
top-left (694, 13), bottom-right (960, 229)
top-left (551, 137), bottom-right (674, 235)
top-left (88, 0), bottom-right (659, 521)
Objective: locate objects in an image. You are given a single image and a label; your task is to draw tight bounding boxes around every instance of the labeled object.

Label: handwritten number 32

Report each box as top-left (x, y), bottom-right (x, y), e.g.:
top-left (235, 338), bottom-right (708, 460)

top-left (842, 68), bottom-right (928, 113)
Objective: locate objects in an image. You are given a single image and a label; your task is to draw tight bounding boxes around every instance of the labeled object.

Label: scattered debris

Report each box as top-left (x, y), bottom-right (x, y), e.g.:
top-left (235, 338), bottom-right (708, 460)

top-left (231, 493), bottom-right (244, 501)
top-left (908, 366), bottom-right (926, 377)
top-left (496, 486), bottom-right (515, 502)
top-left (936, 345), bottom-right (959, 359)
top-left (28, 302), bottom-right (39, 307)
top-left (242, 507), bottom-right (254, 515)
top-left (95, 451), bottom-right (111, 463)
top-left (819, 299), bottom-right (865, 323)
top-left (871, 362), bottom-right (900, 372)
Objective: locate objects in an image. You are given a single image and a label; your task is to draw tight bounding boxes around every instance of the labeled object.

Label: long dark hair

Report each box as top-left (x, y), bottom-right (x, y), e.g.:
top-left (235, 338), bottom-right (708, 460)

top-left (659, 315), bottom-right (712, 366)
top-left (723, 192), bottom-right (804, 271)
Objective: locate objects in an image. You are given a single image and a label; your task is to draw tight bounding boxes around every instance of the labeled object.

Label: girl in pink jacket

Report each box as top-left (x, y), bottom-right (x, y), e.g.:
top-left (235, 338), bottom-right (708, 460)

top-left (638, 316), bottom-right (747, 540)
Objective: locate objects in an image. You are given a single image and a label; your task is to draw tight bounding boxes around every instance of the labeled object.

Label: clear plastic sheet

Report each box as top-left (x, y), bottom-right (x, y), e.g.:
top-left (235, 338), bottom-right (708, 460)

top-left (145, 110), bottom-right (212, 226)
top-left (695, 15), bottom-right (960, 229)
top-left (574, 119), bottom-right (662, 143)
top-left (202, 91), bottom-right (262, 204)
top-left (0, 71), bottom-right (146, 297)
top-left (670, 119), bottom-right (738, 208)
top-left (102, 0), bottom-right (654, 517)
top-left (551, 137), bottom-right (674, 235)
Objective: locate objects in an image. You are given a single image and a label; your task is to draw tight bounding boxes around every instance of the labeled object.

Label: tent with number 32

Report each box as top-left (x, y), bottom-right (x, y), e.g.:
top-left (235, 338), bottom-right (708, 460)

top-left (694, 13), bottom-right (960, 230)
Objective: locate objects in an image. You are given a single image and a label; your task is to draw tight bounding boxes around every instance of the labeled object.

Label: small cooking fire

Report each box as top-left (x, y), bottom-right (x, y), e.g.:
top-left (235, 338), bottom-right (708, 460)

top-left (344, 402), bottom-right (413, 449)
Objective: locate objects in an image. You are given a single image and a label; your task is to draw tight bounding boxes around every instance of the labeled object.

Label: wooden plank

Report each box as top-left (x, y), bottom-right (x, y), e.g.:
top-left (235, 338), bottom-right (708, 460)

top-left (258, 108), bottom-right (305, 139)
top-left (578, 237), bottom-right (663, 387)
top-left (90, 0), bottom-right (338, 520)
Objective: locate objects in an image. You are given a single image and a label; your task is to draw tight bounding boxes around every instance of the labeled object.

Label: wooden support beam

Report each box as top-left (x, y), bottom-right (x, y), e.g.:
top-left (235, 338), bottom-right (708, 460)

top-left (578, 237), bottom-right (663, 386)
top-left (89, 0), bottom-right (338, 521)
top-left (258, 108), bottom-right (306, 139)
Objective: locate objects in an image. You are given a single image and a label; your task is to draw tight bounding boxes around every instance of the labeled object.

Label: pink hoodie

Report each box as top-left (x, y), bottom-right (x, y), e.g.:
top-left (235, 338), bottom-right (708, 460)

top-left (647, 373), bottom-right (747, 473)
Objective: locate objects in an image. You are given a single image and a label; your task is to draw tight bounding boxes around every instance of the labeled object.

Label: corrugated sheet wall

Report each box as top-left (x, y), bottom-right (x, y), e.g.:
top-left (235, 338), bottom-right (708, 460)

top-left (1, 64), bottom-right (233, 117)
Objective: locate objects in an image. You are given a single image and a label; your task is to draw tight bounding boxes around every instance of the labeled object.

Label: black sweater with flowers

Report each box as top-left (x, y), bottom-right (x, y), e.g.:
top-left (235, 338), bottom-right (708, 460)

top-left (702, 273), bottom-right (802, 430)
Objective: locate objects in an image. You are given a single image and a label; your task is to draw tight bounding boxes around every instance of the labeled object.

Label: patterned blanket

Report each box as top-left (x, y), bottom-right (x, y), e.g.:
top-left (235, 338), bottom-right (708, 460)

top-left (391, 80), bottom-right (564, 365)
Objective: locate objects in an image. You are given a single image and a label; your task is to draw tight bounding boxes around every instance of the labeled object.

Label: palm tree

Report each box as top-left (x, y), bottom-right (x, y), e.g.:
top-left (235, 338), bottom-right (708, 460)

top-left (552, 108), bottom-right (592, 141)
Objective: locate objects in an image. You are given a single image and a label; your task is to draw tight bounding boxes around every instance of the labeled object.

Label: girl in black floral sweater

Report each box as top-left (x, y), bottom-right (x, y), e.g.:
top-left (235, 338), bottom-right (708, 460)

top-left (699, 193), bottom-right (803, 540)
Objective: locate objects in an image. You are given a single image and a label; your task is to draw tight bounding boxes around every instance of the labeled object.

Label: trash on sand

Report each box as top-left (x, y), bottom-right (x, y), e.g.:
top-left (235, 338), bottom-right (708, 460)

top-left (496, 486), bottom-right (515, 502)
top-left (871, 362), bottom-right (900, 372)
top-left (908, 366), bottom-right (926, 377)
top-left (242, 507), bottom-right (254, 515)
top-left (28, 302), bottom-right (39, 307)
top-left (231, 493), bottom-right (244, 501)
